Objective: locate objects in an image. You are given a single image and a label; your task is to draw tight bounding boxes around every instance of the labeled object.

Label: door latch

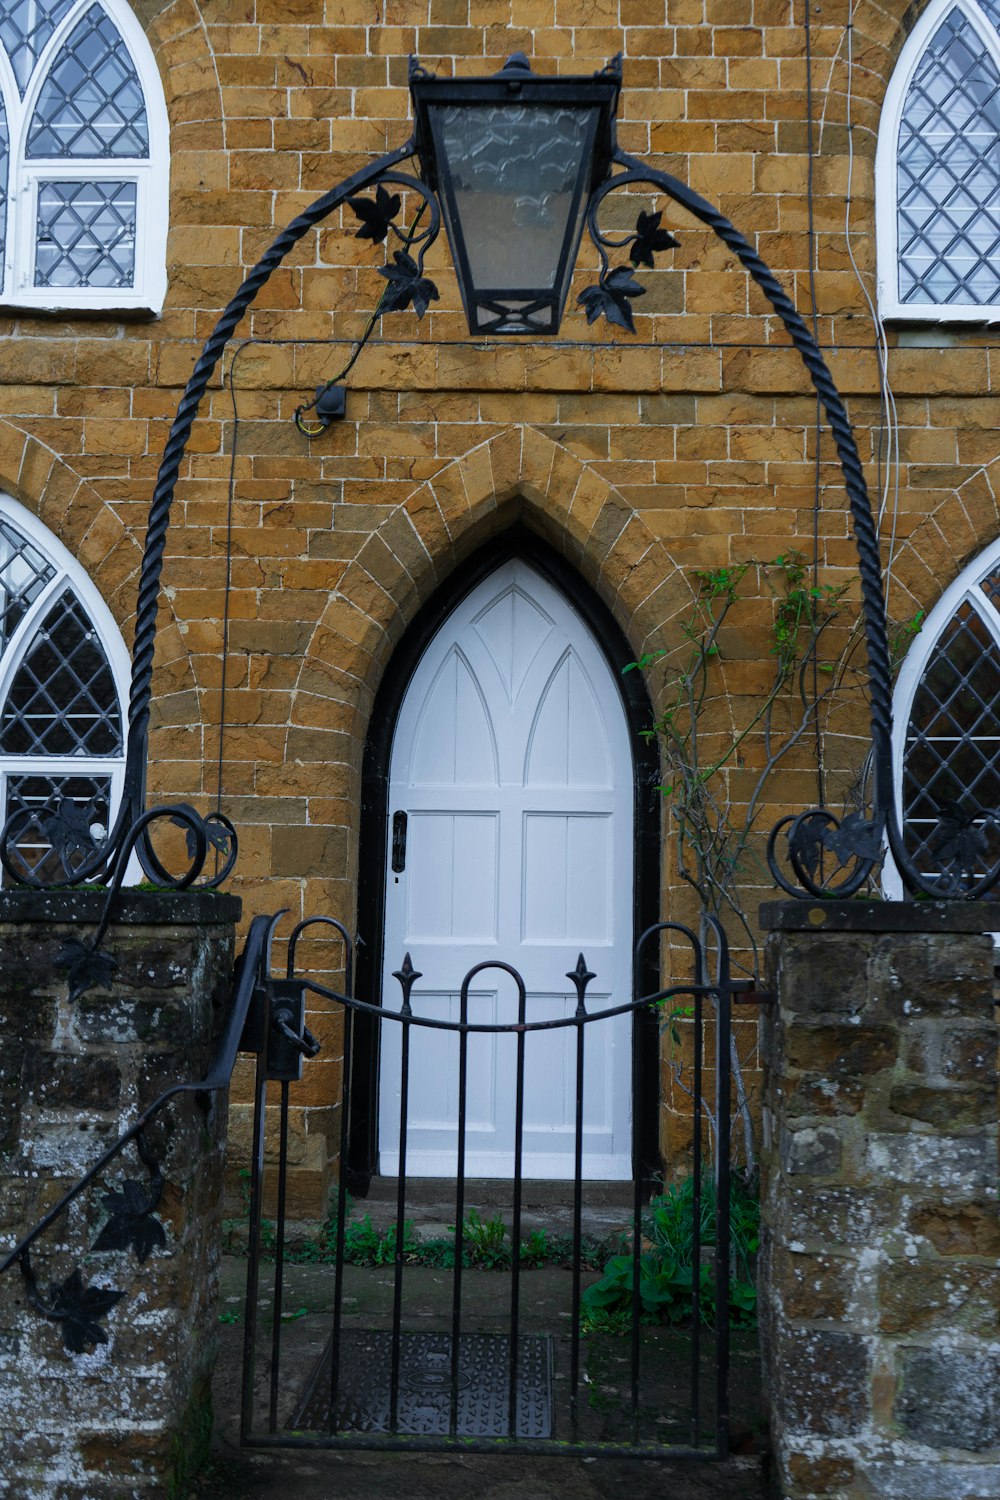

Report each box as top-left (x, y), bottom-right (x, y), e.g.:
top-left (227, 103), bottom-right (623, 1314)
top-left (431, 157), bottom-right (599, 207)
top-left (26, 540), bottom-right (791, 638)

top-left (391, 810), bottom-right (407, 873)
top-left (266, 978), bottom-right (321, 1081)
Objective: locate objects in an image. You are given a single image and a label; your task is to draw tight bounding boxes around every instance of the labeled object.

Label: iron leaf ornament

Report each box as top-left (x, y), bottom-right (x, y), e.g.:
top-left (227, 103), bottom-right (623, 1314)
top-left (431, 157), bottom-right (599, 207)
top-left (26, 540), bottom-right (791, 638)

top-left (348, 183), bottom-right (402, 243)
top-left (93, 1179), bottom-right (166, 1263)
top-left (820, 812), bottom-right (883, 870)
top-left (56, 938), bottom-right (118, 1003)
top-left (578, 265), bottom-right (646, 333)
top-left (43, 796), bottom-right (107, 872)
top-left (170, 806), bottom-right (233, 862)
top-left (787, 815), bottom-right (823, 881)
top-left (46, 1268), bottom-right (125, 1354)
top-left (787, 810), bottom-right (882, 882)
top-left (630, 209), bottom-right (680, 268)
top-left (930, 801), bottom-right (994, 871)
top-left (377, 250), bottom-right (439, 318)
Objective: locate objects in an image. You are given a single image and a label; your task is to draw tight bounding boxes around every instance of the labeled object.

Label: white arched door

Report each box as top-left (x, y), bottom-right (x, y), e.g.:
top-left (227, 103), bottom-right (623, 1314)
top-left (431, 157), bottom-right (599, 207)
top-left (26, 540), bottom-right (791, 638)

top-left (378, 559), bottom-right (635, 1180)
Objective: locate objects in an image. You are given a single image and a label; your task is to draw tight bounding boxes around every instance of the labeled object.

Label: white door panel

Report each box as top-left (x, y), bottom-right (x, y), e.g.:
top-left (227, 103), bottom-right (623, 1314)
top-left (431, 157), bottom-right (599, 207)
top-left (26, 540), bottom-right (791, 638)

top-left (410, 647), bottom-right (499, 787)
top-left (404, 811), bottom-right (499, 943)
top-left (379, 559), bottom-right (634, 1180)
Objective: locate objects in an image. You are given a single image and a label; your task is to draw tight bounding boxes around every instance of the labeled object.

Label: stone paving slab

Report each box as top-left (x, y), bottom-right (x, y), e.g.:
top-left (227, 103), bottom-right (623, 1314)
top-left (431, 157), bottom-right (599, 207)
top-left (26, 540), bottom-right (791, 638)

top-left (183, 1257), bottom-right (768, 1500)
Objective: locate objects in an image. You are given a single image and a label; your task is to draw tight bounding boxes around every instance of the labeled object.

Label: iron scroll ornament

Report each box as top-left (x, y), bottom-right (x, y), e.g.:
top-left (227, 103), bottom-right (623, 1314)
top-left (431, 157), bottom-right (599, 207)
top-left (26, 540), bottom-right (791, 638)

top-left (5, 70), bottom-right (993, 898)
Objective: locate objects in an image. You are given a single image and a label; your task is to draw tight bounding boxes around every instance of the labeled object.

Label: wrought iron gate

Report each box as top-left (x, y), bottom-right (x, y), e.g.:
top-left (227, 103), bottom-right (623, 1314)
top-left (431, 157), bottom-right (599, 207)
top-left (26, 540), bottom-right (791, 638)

top-left (238, 913), bottom-right (734, 1460)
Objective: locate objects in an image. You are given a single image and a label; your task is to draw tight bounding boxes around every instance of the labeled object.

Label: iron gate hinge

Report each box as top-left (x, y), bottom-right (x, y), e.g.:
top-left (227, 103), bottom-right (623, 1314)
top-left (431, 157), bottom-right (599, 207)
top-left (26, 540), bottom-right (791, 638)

top-left (266, 978), bottom-right (321, 1081)
top-left (730, 979), bottom-right (774, 1006)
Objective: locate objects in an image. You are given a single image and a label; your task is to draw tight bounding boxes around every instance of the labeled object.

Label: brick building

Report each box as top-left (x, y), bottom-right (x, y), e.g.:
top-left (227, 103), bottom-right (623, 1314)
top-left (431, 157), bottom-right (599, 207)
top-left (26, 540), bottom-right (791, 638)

top-left (0, 0), bottom-right (997, 1212)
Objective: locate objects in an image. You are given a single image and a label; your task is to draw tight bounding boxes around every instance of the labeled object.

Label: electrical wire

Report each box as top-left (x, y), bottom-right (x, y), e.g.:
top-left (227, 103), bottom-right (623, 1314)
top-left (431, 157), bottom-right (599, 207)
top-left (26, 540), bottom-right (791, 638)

top-left (841, 0), bottom-right (902, 618)
top-left (216, 339), bottom-right (251, 821)
top-left (294, 198), bottom-right (429, 436)
top-left (804, 0), bottom-right (827, 809)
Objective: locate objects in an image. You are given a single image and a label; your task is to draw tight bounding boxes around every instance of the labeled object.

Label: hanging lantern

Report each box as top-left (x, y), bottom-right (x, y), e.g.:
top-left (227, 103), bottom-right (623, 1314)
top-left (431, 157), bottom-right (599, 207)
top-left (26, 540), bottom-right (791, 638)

top-left (410, 52), bottom-right (621, 335)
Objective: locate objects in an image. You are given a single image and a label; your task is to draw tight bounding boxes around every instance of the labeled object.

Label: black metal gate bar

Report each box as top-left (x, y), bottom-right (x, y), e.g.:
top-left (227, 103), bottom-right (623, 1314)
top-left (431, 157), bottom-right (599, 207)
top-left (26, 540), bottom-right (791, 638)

top-left (692, 971), bottom-right (704, 1447)
top-left (713, 927), bottom-right (732, 1455)
top-left (629, 975), bottom-right (642, 1443)
top-left (508, 964), bottom-right (528, 1438)
top-left (268, 1077), bottom-right (291, 1431)
top-left (287, 916), bottom-right (355, 1441)
top-left (242, 1433), bottom-right (728, 1459)
top-left (569, 972), bottom-right (586, 1438)
top-left (238, 911), bottom-right (735, 1460)
top-left (450, 978), bottom-right (469, 1434)
top-left (239, 927), bottom-right (273, 1444)
top-left (389, 956), bottom-right (415, 1434)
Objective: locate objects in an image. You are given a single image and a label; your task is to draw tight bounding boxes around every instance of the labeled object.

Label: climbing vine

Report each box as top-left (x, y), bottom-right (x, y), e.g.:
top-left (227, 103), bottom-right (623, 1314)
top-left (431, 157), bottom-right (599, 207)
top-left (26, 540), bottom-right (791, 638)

top-left (628, 553), bottom-right (922, 1171)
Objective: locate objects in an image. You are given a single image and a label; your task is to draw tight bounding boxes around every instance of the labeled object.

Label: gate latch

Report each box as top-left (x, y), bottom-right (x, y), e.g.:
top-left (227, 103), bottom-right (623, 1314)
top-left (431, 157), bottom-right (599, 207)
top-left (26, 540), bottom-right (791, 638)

top-left (267, 978), bottom-right (321, 1081)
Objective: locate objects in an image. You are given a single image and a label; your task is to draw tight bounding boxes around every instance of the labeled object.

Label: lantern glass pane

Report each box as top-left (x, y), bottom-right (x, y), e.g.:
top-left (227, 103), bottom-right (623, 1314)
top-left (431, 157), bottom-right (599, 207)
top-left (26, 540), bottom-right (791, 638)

top-left (430, 101), bottom-right (594, 292)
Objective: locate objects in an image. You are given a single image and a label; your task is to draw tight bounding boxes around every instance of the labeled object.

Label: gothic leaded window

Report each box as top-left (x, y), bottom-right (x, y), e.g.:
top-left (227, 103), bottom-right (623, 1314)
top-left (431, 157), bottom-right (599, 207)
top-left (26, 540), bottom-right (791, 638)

top-left (0, 0), bottom-right (167, 310)
top-left (877, 0), bottom-right (1000, 319)
top-left (0, 494), bottom-right (127, 883)
top-left (892, 541), bottom-right (1000, 892)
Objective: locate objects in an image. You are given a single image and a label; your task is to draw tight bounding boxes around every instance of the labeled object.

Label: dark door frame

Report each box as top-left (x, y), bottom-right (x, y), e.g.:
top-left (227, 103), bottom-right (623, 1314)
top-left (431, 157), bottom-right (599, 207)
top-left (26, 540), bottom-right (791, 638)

top-left (350, 525), bottom-right (662, 1193)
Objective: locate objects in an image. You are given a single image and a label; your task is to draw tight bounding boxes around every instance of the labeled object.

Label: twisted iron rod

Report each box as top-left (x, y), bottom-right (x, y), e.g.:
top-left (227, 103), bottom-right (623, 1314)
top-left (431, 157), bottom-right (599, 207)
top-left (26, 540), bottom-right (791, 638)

top-left (608, 150), bottom-right (995, 898)
top-left (124, 138), bottom-right (420, 816)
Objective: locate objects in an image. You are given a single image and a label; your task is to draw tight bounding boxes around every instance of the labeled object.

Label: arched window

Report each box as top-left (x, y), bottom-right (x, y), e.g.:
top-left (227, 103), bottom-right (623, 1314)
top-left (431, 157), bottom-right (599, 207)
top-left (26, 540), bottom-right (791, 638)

top-left (0, 494), bottom-right (128, 882)
top-left (876, 0), bottom-right (1000, 320)
top-left (0, 0), bottom-right (168, 312)
top-left (891, 538), bottom-right (1000, 892)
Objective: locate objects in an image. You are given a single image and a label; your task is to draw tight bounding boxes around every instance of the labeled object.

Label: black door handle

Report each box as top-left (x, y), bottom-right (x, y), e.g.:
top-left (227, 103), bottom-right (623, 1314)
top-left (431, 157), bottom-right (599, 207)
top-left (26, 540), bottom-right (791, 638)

top-left (391, 810), bottom-right (407, 873)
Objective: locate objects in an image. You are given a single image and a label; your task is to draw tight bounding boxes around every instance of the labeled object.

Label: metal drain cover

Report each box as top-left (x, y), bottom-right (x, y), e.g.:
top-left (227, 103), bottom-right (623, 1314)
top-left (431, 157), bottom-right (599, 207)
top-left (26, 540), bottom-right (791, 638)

top-left (289, 1330), bottom-right (553, 1437)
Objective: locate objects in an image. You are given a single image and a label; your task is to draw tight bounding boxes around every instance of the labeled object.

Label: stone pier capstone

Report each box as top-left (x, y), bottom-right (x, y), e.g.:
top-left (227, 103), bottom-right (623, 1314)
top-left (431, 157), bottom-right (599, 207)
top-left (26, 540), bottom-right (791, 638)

top-left (0, 889), bottom-right (240, 1499)
top-left (760, 900), bottom-right (1000, 1500)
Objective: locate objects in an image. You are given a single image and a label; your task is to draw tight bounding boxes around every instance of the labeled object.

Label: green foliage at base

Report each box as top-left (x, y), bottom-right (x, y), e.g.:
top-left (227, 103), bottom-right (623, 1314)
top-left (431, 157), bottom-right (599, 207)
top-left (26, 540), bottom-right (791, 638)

top-left (225, 1191), bottom-right (615, 1274)
top-left (580, 1175), bottom-right (758, 1333)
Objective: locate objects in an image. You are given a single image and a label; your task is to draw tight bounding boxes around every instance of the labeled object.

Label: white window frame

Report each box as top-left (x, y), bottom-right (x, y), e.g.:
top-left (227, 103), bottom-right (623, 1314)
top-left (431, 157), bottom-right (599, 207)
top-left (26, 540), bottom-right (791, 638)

top-left (884, 536), bottom-right (1000, 895)
top-left (0, 492), bottom-right (129, 867)
top-left (875, 0), bottom-right (1000, 322)
top-left (0, 0), bottom-right (168, 314)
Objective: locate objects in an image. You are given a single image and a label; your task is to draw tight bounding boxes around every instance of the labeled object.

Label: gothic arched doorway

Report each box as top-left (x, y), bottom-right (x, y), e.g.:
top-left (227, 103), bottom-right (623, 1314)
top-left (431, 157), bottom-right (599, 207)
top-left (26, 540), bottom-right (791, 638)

top-left (351, 529), bottom-right (661, 1190)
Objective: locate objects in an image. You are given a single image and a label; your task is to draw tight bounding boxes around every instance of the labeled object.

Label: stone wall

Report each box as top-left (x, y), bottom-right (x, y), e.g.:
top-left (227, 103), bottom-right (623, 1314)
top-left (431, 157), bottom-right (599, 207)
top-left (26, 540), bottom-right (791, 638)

top-left (0, 890), bottom-right (240, 1500)
top-left (759, 900), bottom-right (1000, 1500)
top-left (2, 0), bottom-right (999, 1203)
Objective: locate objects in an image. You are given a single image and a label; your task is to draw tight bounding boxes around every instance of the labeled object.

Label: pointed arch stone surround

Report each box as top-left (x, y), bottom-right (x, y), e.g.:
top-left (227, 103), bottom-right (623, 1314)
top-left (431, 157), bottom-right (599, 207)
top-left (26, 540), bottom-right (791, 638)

top-left (292, 427), bottom-right (697, 764)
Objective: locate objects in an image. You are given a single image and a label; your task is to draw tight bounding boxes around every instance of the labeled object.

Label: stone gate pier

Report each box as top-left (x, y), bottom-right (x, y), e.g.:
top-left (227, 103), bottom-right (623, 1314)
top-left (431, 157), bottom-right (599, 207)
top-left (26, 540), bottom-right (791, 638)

top-left (0, 889), bottom-right (240, 1500)
top-left (760, 900), bottom-right (1000, 1500)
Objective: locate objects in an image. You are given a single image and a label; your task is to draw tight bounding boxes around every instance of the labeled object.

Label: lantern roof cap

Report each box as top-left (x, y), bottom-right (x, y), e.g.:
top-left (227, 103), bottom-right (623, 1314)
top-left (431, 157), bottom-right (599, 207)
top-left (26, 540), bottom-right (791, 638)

top-left (496, 52), bottom-right (532, 75)
top-left (408, 52), bottom-right (622, 195)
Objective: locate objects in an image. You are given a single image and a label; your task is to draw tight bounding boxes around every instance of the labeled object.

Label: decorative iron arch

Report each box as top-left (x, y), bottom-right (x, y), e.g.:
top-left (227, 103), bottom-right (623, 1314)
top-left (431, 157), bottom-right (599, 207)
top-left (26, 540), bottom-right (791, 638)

top-left (7, 52), bottom-right (991, 903)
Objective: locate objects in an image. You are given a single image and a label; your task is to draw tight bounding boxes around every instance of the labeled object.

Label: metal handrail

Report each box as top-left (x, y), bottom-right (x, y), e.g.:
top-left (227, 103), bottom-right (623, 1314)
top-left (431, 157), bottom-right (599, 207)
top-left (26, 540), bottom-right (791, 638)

top-left (0, 909), bottom-right (281, 1280)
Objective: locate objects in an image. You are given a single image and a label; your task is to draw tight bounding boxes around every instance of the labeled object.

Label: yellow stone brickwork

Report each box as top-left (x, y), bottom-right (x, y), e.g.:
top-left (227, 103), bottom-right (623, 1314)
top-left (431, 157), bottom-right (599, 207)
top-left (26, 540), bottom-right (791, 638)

top-left (3, 0), bottom-right (998, 1206)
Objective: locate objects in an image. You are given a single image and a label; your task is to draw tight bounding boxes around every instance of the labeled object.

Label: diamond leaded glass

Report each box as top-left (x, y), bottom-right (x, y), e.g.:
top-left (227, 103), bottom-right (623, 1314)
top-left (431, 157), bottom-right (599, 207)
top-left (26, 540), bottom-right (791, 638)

top-left (34, 178), bottom-right (135, 287)
top-left (0, 0), bottom-right (74, 94)
top-left (27, 4), bottom-right (148, 158)
top-left (0, 516), bottom-right (54, 649)
top-left (0, 590), bottom-right (122, 755)
top-left (4, 771), bottom-right (111, 881)
top-left (902, 583), bottom-right (1000, 888)
top-left (897, 6), bottom-right (1000, 305)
